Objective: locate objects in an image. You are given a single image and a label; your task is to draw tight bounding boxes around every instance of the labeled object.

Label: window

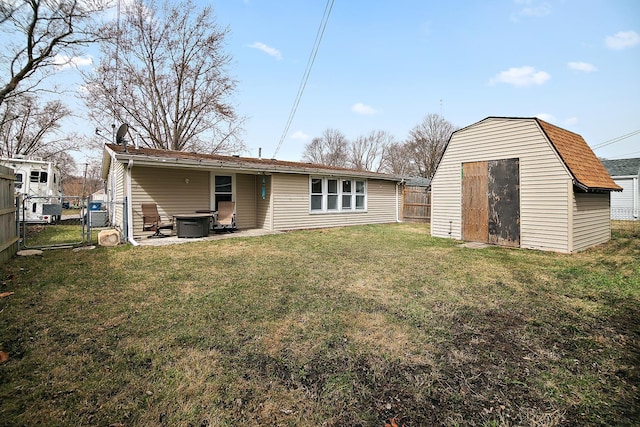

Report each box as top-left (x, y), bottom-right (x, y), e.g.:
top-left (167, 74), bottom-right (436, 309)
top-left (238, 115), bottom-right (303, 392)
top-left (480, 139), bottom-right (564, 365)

top-left (355, 180), bottom-right (365, 210)
top-left (310, 177), bottom-right (367, 213)
top-left (29, 171), bottom-right (48, 183)
top-left (311, 178), bottom-right (323, 211)
top-left (342, 180), bottom-right (351, 209)
top-left (214, 175), bottom-right (232, 210)
top-left (14, 173), bottom-right (23, 189)
top-left (327, 179), bottom-right (338, 210)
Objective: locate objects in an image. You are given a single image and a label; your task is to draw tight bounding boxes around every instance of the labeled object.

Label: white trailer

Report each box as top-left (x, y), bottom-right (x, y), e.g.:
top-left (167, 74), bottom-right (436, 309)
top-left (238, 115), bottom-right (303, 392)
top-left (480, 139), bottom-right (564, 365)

top-left (0, 156), bottom-right (63, 224)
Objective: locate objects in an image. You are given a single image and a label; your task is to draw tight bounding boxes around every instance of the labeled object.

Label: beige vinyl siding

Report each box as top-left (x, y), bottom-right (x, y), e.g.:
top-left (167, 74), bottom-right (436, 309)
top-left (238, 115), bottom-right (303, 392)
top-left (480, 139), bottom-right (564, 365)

top-left (235, 173), bottom-right (257, 229)
top-left (431, 118), bottom-right (572, 252)
top-left (131, 166), bottom-right (210, 234)
top-left (256, 175), bottom-right (272, 230)
top-left (271, 173), bottom-right (398, 231)
top-left (572, 192), bottom-right (610, 252)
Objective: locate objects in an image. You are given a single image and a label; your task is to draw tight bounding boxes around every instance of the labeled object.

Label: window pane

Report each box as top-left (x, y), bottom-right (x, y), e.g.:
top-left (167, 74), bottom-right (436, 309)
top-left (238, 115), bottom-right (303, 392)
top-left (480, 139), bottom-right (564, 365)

top-left (15, 174), bottom-right (22, 182)
top-left (215, 175), bottom-right (232, 193)
top-left (328, 195), bottom-right (338, 210)
top-left (30, 171), bottom-right (39, 182)
top-left (327, 179), bottom-right (337, 194)
top-left (342, 195), bottom-right (351, 209)
top-left (356, 180), bottom-right (365, 193)
top-left (39, 172), bottom-right (48, 183)
top-left (311, 178), bottom-right (322, 194)
top-left (311, 195), bottom-right (323, 210)
top-left (356, 195), bottom-right (365, 209)
top-left (342, 180), bottom-right (351, 193)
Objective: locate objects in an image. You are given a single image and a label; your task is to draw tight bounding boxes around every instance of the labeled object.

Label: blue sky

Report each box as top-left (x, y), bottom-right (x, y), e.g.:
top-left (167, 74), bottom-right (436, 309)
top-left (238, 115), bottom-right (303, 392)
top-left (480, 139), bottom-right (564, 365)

top-left (7, 0), bottom-right (640, 164)
top-left (211, 0), bottom-right (640, 161)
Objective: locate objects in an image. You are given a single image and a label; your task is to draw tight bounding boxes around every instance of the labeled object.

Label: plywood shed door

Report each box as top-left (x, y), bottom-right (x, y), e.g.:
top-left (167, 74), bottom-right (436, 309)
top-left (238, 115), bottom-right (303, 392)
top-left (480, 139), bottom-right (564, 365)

top-left (462, 159), bottom-right (520, 247)
top-left (462, 161), bottom-right (489, 243)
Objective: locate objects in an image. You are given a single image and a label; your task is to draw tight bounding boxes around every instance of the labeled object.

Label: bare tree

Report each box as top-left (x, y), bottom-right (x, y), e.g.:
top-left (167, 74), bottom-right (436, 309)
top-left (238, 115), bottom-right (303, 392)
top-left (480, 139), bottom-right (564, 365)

top-left (0, 0), bottom-right (108, 107)
top-left (349, 130), bottom-right (394, 172)
top-left (0, 94), bottom-right (74, 157)
top-left (84, 0), bottom-right (244, 154)
top-left (380, 142), bottom-right (416, 176)
top-left (302, 128), bottom-right (349, 167)
top-left (406, 113), bottom-right (457, 179)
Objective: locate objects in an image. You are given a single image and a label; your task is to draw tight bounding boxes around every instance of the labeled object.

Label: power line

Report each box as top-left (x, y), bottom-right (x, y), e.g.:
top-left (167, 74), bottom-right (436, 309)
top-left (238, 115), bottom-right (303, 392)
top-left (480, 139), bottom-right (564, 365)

top-left (272, 0), bottom-right (335, 159)
top-left (591, 128), bottom-right (640, 150)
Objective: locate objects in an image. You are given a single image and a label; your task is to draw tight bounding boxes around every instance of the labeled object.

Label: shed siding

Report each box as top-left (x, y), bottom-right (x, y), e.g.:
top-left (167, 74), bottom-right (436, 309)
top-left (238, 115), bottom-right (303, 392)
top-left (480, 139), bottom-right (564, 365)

top-left (572, 192), bottom-right (610, 252)
top-left (432, 118), bottom-right (572, 252)
top-left (271, 173), bottom-right (398, 231)
top-left (236, 173), bottom-right (257, 229)
top-left (131, 166), bottom-right (210, 234)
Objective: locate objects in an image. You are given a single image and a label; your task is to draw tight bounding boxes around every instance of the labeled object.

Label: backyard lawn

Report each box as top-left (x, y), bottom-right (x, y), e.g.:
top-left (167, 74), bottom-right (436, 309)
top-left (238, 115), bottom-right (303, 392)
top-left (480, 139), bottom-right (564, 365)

top-left (0, 223), bottom-right (638, 426)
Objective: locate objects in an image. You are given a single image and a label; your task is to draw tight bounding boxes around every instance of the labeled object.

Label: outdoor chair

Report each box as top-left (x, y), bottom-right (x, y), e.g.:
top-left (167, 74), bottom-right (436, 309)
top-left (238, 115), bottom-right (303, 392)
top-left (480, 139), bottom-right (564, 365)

top-left (141, 203), bottom-right (173, 238)
top-left (214, 201), bottom-right (236, 232)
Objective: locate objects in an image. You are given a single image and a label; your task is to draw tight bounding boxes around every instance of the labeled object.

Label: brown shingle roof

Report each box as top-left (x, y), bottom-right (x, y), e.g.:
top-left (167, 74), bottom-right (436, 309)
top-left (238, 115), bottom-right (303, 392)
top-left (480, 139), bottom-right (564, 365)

top-left (535, 119), bottom-right (621, 191)
top-left (104, 144), bottom-right (400, 180)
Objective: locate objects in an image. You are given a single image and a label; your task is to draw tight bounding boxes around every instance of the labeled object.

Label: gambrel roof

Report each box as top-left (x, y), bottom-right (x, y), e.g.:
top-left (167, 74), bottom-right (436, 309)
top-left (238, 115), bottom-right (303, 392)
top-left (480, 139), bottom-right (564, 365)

top-left (535, 119), bottom-right (621, 192)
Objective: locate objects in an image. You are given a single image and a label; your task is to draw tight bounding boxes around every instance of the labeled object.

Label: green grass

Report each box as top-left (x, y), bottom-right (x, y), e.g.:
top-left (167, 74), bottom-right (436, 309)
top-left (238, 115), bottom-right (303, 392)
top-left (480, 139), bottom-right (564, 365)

top-left (0, 223), bottom-right (638, 426)
top-left (21, 224), bottom-right (95, 248)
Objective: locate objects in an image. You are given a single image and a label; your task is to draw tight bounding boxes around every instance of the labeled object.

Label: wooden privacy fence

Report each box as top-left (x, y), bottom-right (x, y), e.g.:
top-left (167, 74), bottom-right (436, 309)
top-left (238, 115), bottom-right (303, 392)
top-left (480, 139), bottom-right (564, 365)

top-left (0, 165), bottom-right (18, 263)
top-left (403, 185), bottom-right (431, 223)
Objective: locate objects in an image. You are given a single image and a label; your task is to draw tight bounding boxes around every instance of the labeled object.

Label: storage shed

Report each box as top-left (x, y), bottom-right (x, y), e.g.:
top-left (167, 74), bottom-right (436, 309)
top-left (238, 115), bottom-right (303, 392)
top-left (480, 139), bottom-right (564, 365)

top-left (431, 117), bottom-right (621, 253)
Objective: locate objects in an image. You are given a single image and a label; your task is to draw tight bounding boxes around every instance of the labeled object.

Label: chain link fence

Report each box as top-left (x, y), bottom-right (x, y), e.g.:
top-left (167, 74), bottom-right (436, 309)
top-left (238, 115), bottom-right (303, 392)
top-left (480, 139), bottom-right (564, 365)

top-left (19, 196), bottom-right (127, 249)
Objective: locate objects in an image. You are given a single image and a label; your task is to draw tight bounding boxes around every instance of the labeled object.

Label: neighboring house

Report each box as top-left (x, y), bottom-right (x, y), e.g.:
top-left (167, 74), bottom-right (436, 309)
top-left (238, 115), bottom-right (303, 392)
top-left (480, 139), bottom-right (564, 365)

top-left (431, 117), bottom-right (621, 253)
top-left (601, 157), bottom-right (640, 220)
top-left (101, 144), bottom-right (404, 243)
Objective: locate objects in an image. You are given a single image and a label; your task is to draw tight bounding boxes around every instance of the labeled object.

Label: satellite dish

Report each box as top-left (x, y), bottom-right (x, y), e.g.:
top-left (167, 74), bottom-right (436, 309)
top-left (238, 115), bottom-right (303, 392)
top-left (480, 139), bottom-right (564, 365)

top-left (115, 123), bottom-right (129, 143)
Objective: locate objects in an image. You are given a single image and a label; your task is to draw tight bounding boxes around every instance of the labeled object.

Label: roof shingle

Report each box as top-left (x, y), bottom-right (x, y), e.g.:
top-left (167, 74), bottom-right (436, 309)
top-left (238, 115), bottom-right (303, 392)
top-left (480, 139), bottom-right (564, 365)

top-left (600, 157), bottom-right (640, 177)
top-left (535, 119), bottom-right (621, 191)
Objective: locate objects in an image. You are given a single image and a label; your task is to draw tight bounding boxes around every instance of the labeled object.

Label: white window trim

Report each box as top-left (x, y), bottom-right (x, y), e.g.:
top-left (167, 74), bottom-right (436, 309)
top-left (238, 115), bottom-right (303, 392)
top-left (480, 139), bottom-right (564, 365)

top-left (309, 176), bottom-right (367, 213)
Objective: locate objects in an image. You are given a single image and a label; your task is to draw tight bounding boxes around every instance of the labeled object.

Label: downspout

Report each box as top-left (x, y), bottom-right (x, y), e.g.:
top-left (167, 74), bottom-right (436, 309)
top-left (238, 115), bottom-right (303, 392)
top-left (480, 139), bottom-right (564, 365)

top-left (126, 159), bottom-right (138, 246)
top-left (396, 179), bottom-right (404, 222)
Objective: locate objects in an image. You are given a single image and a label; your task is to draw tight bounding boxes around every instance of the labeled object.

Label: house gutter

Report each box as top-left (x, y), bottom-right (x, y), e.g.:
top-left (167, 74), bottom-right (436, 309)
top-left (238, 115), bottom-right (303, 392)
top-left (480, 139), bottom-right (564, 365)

top-left (113, 152), bottom-right (403, 183)
top-left (126, 159), bottom-right (138, 246)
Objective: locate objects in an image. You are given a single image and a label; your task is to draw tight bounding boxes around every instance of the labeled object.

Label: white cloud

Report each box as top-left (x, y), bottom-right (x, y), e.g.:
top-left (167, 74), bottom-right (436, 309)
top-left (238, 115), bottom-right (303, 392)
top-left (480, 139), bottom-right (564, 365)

top-left (568, 61), bottom-right (597, 72)
top-left (291, 130), bottom-right (309, 141)
top-left (489, 66), bottom-right (551, 87)
top-left (536, 113), bottom-right (555, 122)
top-left (605, 30), bottom-right (640, 50)
top-left (564, 117), bottom-right (578, 126)
top-left (53, 54), bottom-right (93, 70)
top-left (248, 42), bottom-right (282, 60)
top-left (511, 0), bottom-right (551, 21)
top-left (351, 102), bottom-right (377, 115)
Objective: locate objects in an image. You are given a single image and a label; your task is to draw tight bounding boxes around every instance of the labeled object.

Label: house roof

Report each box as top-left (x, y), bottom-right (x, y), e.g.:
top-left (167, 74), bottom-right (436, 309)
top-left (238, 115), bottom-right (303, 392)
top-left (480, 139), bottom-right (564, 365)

top-left (600, 157), bottom-right (640, 178)
top-left (534, 118), bottom-right (621, 191)
top-left (102, 144), bottom-right (402, 181)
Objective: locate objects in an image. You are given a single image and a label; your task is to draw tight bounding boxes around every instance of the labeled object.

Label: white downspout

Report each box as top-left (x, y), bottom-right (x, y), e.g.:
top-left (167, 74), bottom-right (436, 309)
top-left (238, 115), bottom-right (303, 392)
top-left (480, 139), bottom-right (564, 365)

top-left (395, 181), bottom-right (399, 222)
top-left (126, 159), bottom-right (138, 246)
